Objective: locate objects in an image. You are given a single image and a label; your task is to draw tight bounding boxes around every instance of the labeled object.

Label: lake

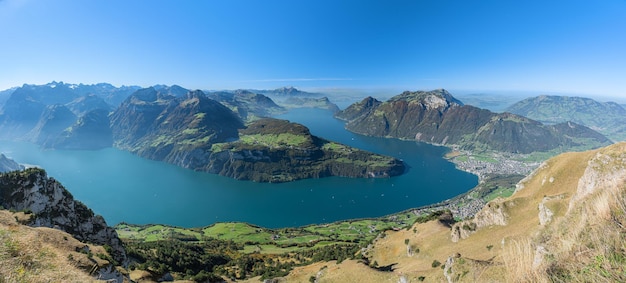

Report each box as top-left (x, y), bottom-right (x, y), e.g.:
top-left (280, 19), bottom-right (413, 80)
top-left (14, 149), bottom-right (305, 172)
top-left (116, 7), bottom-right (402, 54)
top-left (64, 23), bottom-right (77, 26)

top-left (0, 108), bottom-right (477, 228)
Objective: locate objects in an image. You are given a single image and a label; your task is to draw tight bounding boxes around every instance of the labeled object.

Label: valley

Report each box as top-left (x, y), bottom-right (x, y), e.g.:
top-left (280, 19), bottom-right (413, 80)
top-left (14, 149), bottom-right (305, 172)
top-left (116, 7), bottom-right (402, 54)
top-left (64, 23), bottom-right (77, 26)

top-left (2, 2), bottom-right (624, 282)
top-left (0, 82), bottom-right (624, 282)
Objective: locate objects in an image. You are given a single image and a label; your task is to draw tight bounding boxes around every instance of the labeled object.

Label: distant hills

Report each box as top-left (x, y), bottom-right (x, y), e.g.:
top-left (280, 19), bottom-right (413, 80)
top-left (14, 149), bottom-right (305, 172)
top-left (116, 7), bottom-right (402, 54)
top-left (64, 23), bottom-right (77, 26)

top-left (1, 84), bottom-right (625, 281)
top-left (0, 82), bottom-right (138, 140)
top-left (251, 86), bottom-right (321, 98)
top-left (0, 82), bottom-right (401, 182)
top-left (110, 88), bottom-right (403, 182)
top-left (0, 154), bottom-right (23, 172)
top-left (206, 90), bottom-right (286, 120)
top-left (506, 95), bottom-right (626, 141)
top-left (336, 89), bottom-right (611, 154)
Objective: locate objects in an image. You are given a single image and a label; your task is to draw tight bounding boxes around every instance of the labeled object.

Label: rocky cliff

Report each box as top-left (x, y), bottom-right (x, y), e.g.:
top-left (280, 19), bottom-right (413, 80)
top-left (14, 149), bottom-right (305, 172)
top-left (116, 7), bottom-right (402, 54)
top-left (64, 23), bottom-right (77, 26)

top-left (336, 89), bottom-right (611, 154)
top-left (0, 168), bottom-right (126, 264)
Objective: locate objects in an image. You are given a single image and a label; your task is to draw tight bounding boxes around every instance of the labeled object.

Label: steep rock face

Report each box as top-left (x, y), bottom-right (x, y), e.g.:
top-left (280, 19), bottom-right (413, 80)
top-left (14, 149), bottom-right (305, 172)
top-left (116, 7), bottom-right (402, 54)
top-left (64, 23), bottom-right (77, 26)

top-left (0, 168), bottom-right (126, 264)
top-left (506, 95), bottom-right (626, 141)
top-left (569, 144), bottom-right (626, 210)
top-left (49, 109), bottom-right (113, 150)
top-left (337, 89), bottom-right (610, 153)
top-left (25, 104), bottom-right (78, 145)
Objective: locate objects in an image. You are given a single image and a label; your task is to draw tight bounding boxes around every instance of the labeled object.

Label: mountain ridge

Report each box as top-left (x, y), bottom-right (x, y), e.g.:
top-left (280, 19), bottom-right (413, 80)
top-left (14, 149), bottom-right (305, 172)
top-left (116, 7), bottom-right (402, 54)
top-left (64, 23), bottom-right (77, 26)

top-left (336, 89), bottom-right (611, 154)
top-left (0, 168), bottom-right (126, 265)
top-left (506, 95), bottom-right (626, 141)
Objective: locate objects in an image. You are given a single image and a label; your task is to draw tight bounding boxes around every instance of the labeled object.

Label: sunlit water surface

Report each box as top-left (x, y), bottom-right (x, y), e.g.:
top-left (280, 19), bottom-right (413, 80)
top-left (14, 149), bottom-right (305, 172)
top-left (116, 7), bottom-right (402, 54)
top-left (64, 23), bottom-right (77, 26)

top-left (0, 109), bottom-right (477, 228)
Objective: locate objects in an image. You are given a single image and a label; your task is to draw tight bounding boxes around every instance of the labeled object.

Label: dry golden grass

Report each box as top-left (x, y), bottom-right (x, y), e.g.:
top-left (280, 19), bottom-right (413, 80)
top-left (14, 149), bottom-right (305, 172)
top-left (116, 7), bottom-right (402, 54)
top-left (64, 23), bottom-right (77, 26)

top-left (0, 210), bottom-right (112, 283)
top-left (244, 260), bottom-right (399, 283)
top-left (278, 143), bottom-right (626, 283)
top-left (496, 144), bottom-right (626, 282)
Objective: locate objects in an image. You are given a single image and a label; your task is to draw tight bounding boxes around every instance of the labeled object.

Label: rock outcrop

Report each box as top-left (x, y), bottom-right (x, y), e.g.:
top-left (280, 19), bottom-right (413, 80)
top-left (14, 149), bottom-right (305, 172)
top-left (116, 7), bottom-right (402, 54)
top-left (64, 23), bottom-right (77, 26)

top-left (450, 201), bottom-right (510, 242)
top-left (0, 168), bottom-right (126, 264)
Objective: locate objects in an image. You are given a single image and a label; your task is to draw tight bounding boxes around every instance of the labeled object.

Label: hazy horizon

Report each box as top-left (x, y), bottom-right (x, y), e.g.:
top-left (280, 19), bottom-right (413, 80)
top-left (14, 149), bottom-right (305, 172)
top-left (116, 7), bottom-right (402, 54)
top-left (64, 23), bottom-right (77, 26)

top-left (1, 1), bottom-right (625, 97)
top-left (4, 81), bottom-right (626, 106)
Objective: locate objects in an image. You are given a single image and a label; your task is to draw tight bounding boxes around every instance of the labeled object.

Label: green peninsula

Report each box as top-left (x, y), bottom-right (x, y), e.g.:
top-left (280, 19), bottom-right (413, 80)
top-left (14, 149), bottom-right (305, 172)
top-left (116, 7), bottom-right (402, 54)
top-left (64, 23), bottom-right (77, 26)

top-left (208, 118), bottom-right (405, 182)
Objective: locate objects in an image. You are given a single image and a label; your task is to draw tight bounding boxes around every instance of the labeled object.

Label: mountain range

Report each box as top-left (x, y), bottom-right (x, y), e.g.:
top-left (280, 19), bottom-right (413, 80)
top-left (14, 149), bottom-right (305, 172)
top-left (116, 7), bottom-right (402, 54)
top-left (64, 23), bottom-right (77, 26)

top-left (336, 89), bottom-right (611, 154)
top-left (0, 82), bottom-right (137, 140)
top-left (0, 82), bottom-right (402, 182)
top-left (0, 83), bottom-right (624, 282)
top-left (110, 88), bottom-right (403, 182)
top-left (506, 95), bottom-right (626, 141)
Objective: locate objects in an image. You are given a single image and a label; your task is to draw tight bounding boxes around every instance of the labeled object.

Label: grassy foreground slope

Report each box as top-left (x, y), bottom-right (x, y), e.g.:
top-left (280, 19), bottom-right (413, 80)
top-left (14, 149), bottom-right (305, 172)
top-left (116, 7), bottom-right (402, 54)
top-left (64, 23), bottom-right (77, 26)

top-left (115, 176), bottom-right (519, 281)
top-left (273, 142), bottom-right (626, 282)
top-left (0, 210), bottom-right (115, 282)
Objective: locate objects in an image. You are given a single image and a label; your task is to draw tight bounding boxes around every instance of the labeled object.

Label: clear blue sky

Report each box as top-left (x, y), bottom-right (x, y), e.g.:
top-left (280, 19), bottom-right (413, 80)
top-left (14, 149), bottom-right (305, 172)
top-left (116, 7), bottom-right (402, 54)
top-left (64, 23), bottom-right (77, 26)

top-left (1, 0), bottom-right (625, 97)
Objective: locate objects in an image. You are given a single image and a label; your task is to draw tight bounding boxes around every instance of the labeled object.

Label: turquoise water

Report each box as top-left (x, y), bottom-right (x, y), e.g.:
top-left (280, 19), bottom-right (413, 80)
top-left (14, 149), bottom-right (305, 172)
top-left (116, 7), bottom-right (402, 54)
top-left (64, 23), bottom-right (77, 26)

top-left (0, 109), bottom-right (477, 228)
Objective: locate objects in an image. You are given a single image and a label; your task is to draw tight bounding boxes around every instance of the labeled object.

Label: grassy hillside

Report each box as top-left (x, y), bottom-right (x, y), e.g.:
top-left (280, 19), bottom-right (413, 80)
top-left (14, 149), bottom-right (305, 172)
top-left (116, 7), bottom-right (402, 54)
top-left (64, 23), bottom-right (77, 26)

top-left (116, 209), bottom-right (457, 281)
top-left (115, 172), bottom-right (523, 282)
top-left (271, 142), bottom-right (626, 282)
top-left (0, 210), bottom-right (115, 282)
